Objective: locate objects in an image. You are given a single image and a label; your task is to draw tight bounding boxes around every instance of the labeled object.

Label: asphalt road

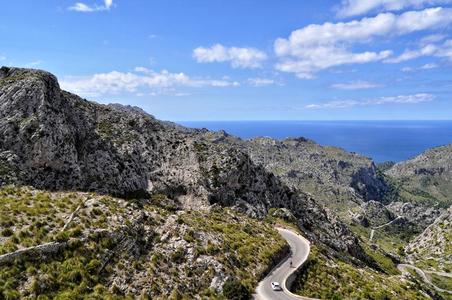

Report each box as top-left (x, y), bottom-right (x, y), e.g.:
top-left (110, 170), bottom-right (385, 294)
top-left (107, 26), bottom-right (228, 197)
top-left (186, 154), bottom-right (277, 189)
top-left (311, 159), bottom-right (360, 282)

top-left (254, 228), bottom-right (314, 300)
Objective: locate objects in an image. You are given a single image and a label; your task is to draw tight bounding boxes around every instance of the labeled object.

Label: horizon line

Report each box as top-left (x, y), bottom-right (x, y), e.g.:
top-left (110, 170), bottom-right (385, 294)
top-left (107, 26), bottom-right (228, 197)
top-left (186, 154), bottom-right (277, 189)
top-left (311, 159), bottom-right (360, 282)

top-left (174, 119), bottom-right (452, 122)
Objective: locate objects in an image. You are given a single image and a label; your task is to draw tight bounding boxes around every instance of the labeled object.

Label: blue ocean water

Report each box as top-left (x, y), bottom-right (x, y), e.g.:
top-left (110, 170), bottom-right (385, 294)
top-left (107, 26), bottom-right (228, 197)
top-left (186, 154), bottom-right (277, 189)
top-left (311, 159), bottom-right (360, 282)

top-left (178, 121), bottom-right (452, 163)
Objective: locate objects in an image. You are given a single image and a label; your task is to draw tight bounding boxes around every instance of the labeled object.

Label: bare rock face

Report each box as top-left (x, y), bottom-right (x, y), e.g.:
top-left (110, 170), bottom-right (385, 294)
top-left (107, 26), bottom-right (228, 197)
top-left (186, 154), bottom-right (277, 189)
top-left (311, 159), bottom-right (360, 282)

top-left (0, 67), bottom-right (371, 264)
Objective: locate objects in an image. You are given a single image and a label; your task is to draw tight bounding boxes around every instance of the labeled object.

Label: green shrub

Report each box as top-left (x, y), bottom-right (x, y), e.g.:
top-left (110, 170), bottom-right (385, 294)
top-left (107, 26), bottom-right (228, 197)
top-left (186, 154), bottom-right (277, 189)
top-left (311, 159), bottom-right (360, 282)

top-left (171, 247), bottom-right (185, 263)
top-left (222, 279), bottom-right (250, 300)
top-left (1, 228), bottom-right (14, 237)
top-left (183, 230), bottom-right (195, 243)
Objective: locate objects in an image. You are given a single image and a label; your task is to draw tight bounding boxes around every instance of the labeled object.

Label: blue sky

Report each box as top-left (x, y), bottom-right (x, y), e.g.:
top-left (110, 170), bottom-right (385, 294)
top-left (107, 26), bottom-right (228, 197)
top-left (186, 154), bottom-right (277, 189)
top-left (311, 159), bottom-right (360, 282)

top-left (1, 0), bottom-right (451, 121)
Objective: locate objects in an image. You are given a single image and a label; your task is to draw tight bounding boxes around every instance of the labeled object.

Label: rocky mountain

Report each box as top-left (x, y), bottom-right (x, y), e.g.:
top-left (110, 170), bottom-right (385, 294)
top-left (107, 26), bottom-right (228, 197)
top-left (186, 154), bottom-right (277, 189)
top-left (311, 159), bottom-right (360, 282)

top-left (383, 145), bottom-right (452, 231)
top-left (200, 131), bottom-right (391, 218)
top-left (386, 144), bottom-right (452, 208)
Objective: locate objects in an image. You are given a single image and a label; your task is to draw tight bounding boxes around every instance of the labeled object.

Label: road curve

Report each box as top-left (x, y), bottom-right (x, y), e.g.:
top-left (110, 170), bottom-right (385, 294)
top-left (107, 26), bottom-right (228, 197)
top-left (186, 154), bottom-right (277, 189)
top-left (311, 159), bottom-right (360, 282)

top-left (398, 264), bottom-right (452, 294)
top-left (254, 228), bottom-right (317, 300)
top-left (370, 216), bottom-right (403, 242)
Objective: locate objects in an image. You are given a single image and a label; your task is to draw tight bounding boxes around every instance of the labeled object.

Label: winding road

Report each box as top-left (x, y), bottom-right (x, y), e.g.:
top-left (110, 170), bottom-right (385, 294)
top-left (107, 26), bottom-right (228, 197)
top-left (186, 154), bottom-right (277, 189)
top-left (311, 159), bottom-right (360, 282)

top-left (398, 264), bottom-right (452, 294)
top-left (254, 228), bottom-right (316, 300)
top-left (369, 216), bottom-right (403, 241)
top-left (254, 226), bottom-right (452, 299)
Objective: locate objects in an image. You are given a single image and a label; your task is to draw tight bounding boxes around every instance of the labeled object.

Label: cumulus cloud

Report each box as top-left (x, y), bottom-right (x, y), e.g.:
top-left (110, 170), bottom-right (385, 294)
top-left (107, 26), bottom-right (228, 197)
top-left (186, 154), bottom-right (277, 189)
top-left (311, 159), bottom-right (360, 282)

top-left (193, 44), bottom-right (267, 69)
top-left (331, 80), bottom-right (382, 90)
top-left (60, 68), bottom-right (239, 97)
top-left (306, 93), bottom-right (434, 109)
top-left (69, 0), bottom-right (114, 12)
top-left (274, 7), bottom-right (452, 79)
top-left (337, 0), bottom-right (452, 17)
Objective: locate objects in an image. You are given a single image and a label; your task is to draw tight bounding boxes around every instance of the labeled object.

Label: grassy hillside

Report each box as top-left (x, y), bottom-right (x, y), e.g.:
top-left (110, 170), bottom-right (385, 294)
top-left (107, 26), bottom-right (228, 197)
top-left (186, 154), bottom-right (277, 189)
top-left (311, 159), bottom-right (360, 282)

top-left (292, 245), bottom-right (442, 300)
top-left (0, 186), bottom-right (286, 299)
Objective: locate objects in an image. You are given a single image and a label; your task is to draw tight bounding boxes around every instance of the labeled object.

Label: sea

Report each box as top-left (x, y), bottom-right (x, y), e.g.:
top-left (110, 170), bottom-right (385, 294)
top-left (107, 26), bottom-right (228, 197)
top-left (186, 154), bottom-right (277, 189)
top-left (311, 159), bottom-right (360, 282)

top-left (178, 120), bottom-right (452, 163)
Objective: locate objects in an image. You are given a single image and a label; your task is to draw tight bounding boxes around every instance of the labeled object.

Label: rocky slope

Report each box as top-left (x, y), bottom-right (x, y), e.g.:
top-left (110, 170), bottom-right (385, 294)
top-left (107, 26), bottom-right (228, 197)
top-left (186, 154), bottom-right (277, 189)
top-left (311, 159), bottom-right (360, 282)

top-left (200, 131), bottom-right (391, 218)
top-left (383, 145), bottom-right (452, 232)
top-left (0, 186), bottom-right (287, 298)
top-left (386, 144), bottom-right (452, 208)
top-left (405, 206), bottom-right (452, 273)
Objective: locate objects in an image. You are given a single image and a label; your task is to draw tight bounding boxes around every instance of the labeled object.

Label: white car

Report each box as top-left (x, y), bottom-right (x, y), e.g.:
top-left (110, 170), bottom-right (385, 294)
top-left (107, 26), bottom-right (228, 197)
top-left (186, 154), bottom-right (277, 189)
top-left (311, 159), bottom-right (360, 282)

top-left (271, 282), bottom-right (282, 291)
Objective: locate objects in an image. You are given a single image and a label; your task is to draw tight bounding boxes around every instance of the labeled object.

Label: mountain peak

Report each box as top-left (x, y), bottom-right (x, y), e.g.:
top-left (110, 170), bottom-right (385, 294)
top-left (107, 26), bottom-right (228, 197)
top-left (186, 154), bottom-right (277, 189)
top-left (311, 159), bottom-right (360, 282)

top-left (0, 66), bottom-right (59, 87)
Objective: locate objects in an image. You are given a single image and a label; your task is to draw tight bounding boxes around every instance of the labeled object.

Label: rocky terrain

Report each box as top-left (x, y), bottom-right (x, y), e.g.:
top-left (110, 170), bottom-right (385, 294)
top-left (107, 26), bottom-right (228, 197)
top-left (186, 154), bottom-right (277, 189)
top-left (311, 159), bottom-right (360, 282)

top-left (405, 206), bottom-right (452, 273)
top-left (0, 186), bottom-right (287, 298)
top-left (201, 132), bottom-right (391, 217)
top-left (0, 67), bottom-right (450, 299)
top-left (386, 144), bottom-right (452, 209)
top-left (382, 145), bottom-right (452, 246)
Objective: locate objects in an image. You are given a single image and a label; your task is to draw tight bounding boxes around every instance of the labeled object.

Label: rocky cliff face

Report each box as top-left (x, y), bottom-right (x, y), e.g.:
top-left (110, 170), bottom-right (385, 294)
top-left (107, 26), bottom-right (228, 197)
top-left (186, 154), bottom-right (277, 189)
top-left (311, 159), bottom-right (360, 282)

top-left (0, 67), bottom-right (369, 264)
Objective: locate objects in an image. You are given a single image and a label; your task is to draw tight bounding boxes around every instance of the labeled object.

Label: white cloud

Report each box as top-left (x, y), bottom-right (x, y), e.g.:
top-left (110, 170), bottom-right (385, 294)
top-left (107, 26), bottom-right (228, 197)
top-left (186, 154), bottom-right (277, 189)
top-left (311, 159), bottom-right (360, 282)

top-left (0, 55), bottom-right (6, 61)
top-left (331, 80), bottom-right (382, 90)
top-left (68, 3), bottom-right (94, 12)
top-left (306, 93), bottom-right (434, 109)
top-left (387, 38), bottom-right (452, 62)
top-left (420, 33), bottom-right (448, 45)
top-left (337, 0), bottom-right (452, 17)
top-left (421, 62), bottom-right (439, 69)
top-left (69, 0), bottom-right (114, 12)
top-left (193, 44), bottom-right (267, 69)
top-left (401, 62), bottom-right (438, 72)
top-left (401, 66), bottom-right (414, 72)
top-left (60, 68), bottom-right (239, 97)
top-left (274, 7), bottom-right (452, 79)
top-left (133, 66), bottom-right (152, 74)
top-left (104, 0), bottom-right (113, 9)
top-left (247, 78), bottom-right (277, 87)
top-left (385, 44), bottom-right (438, 62)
